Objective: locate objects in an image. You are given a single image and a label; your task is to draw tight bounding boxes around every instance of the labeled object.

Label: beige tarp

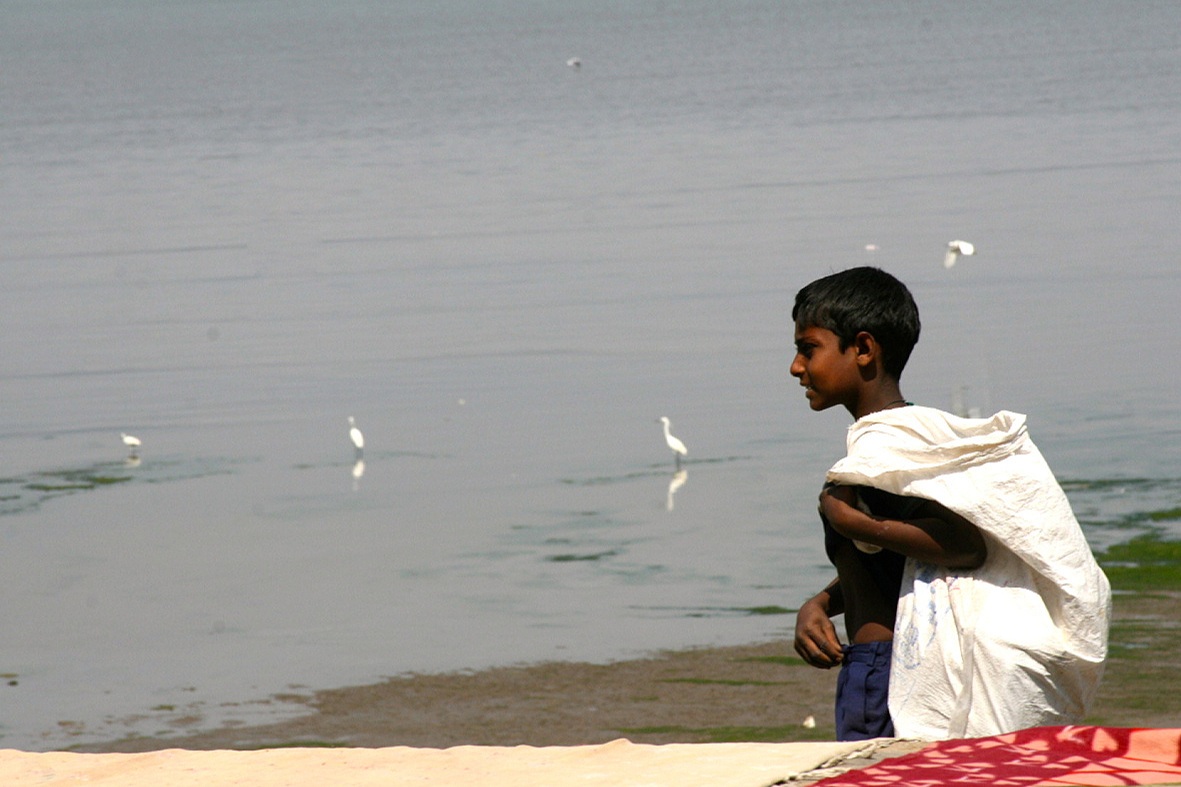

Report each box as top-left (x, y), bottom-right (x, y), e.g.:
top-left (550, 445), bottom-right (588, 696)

top-left (0, 738), bottom-right (894, 787)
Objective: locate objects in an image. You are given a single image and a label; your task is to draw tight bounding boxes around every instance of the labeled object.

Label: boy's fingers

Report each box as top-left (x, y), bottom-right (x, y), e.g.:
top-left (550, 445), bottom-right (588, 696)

top-left (796, 632), bottom-right (841, 667)
top-left (812, 651), bottom-right (838, 668)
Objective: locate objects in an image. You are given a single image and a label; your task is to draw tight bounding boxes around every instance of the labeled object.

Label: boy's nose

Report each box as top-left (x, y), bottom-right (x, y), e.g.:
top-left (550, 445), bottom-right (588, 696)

top-left (789, 355), bottom-right (804, 378)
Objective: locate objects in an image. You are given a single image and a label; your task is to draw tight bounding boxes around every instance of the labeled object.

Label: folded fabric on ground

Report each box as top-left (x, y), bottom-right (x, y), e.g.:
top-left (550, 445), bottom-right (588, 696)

top-left (826, 407), bottom-right (1111, 739)
top-left (815, 726), bottom-right (1181, 786)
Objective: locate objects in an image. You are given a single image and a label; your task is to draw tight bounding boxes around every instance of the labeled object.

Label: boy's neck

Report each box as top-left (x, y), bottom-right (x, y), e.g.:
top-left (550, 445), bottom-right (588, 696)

top-left (851, 385), bottom-right (909, 420)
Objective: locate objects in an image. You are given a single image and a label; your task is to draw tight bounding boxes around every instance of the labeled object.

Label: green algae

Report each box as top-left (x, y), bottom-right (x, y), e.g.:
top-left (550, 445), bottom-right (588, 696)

top-left (740, 605), bottom-right (794, 616)
top-left (1099, 533), bottom-right (1181, 592)
top-left (658, 677), bottom-right (791, 687)
top-left (739, 654), bottom-right (807, 667)
top-left (240, 740), bottom-right (350, 750)
top-left (615, 723), bottom-right (830, 743)
top-left (1, 456), bottom-right (242, 518)
top-left (1086, 510), bottom-right (1181, 726)
top-left (547, 550), bottom-right (619, 562)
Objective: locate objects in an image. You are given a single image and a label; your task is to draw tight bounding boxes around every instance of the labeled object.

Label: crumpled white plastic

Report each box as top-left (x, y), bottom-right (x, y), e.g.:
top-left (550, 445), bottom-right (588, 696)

top-left (826, 406), bottom-right (1111, 740)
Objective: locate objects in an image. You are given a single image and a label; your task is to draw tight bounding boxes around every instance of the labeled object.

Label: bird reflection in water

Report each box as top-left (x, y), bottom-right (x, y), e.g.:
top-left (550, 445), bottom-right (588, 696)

top-left (666, 468), bottom-right (687, 511)
top-left (352, 459), bottom-right (365, 491)
top-left (951, 385), bottom-right (982, 419)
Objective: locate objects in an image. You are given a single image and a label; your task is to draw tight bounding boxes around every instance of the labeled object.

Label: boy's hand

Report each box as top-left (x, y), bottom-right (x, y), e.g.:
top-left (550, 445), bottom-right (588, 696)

top-left (794, 597), bottom-right (843, 668)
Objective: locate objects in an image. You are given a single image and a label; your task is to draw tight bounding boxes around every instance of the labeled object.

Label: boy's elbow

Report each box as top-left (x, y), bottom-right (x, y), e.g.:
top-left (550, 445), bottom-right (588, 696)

top-left (952, 538), bottom-right (987, 570)
top-left (921, 503), bottom-right (987, 570)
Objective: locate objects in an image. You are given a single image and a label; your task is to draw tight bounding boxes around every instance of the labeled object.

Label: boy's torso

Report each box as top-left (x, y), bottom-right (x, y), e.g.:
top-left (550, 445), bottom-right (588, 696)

top-left (823, 486), bottom-right (924, 644)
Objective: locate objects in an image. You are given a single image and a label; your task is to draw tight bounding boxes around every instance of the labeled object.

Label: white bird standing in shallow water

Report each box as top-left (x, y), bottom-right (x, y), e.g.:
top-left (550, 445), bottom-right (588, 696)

top-left (657, 416), bottom-right (688, 468)
top-left (121, 432), bottom-right (141, 457)
top-left (944, 239), bottom-right (976, 269)
top-left (348, 416), bottom-right (364, 458)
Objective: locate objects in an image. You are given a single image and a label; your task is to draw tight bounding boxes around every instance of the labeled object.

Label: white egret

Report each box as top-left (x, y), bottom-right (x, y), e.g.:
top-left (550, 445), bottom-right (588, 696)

top-left (121, 432), bottom-right (141, 457)
top-left (943, 239), bottom-right (976, 269)
top-left (657, 416), bottom-right (688, 467)
top-left (348, 416), bottom-right (364, 457)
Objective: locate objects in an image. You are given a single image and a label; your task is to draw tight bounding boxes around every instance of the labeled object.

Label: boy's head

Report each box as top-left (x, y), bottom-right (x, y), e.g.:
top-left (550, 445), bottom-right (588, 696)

top-left (792, 266), bottom-right (920, 379)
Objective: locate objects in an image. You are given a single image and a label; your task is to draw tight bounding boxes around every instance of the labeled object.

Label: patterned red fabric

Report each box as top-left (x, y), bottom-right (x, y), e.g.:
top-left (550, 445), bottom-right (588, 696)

top-left (815, 726), bottom-right (1181, 786)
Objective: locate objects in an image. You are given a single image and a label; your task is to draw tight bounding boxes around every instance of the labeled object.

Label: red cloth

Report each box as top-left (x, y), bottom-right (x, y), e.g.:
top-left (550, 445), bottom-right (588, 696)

top-left (815, 726), bottom-right (1181, 786)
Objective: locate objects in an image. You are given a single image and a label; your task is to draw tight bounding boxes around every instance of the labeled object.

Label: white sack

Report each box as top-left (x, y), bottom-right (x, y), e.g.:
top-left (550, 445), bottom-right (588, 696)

top-left (826, 406), bottom-right (1111, 740)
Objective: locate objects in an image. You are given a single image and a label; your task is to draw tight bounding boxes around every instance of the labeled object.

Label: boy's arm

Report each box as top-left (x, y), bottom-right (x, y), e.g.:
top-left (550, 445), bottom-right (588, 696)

top-left (794, 577), bottom-right (844, 669)
top-left (820, 485), bottom-right (987, 569)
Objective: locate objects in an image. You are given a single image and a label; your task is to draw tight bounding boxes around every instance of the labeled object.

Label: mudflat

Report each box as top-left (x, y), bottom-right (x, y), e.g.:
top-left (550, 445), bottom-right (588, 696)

top-left (75, 587), bottom-right (1181, 753)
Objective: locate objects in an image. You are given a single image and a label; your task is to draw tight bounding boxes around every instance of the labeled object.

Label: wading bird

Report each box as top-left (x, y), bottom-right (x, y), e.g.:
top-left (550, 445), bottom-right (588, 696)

top-left (348, 416), bottom-right (364, 458)
top-left (657, 416), bottom-right (688, 468)
top-left (121, 432), bottom-right (141, 457)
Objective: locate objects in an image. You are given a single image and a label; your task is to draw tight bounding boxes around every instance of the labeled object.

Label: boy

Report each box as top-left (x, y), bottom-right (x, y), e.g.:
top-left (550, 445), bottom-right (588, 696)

top-left (790, 267), bottom-right (1110, 741)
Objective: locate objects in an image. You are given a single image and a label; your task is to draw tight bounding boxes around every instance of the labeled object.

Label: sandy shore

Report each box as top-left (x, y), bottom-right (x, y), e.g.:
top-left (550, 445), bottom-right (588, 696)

top-left (61, 584), bottom-right (1180, 754)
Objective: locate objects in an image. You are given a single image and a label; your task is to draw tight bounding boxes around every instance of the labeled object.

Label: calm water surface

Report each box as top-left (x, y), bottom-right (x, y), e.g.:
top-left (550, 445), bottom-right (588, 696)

top-left (2, 0), bottom-right (1180, 749)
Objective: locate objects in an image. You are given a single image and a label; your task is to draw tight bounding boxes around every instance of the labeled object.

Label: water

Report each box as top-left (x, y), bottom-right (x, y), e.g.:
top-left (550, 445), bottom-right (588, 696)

top-left (2, 0), bottom-right (1180, 750)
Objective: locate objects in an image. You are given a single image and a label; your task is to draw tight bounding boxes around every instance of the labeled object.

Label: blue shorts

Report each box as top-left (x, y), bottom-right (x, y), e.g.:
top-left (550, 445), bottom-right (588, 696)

top-left (835, 640), bottom-right (895, 741)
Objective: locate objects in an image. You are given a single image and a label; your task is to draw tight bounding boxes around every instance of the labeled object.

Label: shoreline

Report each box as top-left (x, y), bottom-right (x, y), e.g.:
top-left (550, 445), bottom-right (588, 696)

top-left (66, 581), bottom-right (1181, 753)
top-left (71, 639), bottom-right (838, 753)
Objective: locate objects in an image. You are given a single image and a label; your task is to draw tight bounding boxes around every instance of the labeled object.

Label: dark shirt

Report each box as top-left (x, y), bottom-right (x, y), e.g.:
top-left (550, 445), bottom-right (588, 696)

top-left (823, 486), bottom-right (925, 619)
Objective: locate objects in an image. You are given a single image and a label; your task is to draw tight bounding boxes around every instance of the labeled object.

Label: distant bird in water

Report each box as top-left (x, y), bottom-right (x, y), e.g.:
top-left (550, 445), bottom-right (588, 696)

top-left (121, 432), bottom-right (141, 458)
top-left (657, 416), bottom-right (688, 468)
top-left (566, 56), bottom-right (581, 69)
top-left (944, 239), bottom-right (976, 269)
top-left (348, 416), bottom-right (364, 458)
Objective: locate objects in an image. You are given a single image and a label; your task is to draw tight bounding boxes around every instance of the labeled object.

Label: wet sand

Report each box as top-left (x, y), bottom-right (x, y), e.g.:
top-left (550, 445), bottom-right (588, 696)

top-left (71, 588), bottom-right (1181, 754)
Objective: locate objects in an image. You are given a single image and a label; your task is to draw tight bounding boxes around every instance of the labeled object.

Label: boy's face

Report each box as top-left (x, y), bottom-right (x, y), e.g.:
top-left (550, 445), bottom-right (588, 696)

top-left (790, 323), bottom-right (862, 413)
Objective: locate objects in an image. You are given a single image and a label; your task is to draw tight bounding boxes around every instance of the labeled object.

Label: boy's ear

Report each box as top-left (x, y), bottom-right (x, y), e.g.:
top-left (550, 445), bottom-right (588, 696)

top-left (852, 331), bottom-right (878, 367)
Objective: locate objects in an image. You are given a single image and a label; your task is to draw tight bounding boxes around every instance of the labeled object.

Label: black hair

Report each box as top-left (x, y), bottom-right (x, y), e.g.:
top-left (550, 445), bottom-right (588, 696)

top-left (792, 266), bottom-right (921, 379)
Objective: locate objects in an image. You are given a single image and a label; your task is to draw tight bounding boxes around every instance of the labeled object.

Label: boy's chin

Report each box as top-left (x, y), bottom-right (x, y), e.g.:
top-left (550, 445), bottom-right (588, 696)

top-left (804, 392), bottom-right (833, 411)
